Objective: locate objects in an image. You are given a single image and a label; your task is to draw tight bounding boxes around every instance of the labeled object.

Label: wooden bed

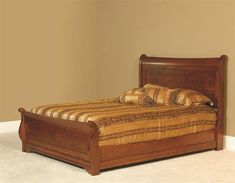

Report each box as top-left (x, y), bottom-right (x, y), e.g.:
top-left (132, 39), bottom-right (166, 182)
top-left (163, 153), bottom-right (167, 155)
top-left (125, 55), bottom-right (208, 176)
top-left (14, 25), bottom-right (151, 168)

top-left (18, 54), bottom-right (227, 175)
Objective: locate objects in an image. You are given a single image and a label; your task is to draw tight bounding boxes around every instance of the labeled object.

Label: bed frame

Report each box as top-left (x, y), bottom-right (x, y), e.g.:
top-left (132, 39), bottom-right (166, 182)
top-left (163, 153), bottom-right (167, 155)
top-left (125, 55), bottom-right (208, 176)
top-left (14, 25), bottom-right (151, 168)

top-left (18, 54), bottom-right (227, 175)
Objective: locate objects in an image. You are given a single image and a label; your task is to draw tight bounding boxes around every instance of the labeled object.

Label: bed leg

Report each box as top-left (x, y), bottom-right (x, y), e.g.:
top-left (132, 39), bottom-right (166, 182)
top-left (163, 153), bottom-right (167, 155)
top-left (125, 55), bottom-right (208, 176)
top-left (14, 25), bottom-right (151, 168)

top-left (87, 121), bottom-right (100, 176)
top-left (22, 143), bottom-right (32, 153)
top-left (215, 147), bottom-right (223, 151)
top-left (215, 123), bottom-right (224, 151)
top-left (215, 140), bottom-right (223, 151)
top-left (215, 134), bottom-right (223, 150)
top-left (22, 144), bottom-right (27, 152)
top-left (86, 166), bottom-right (100, 176)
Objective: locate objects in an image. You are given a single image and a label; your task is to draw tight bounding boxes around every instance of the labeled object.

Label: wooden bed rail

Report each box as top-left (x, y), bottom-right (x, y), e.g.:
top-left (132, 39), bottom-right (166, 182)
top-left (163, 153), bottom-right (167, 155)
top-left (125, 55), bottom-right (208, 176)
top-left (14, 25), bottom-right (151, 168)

top-left (18, 108), bottom-right (101, 175)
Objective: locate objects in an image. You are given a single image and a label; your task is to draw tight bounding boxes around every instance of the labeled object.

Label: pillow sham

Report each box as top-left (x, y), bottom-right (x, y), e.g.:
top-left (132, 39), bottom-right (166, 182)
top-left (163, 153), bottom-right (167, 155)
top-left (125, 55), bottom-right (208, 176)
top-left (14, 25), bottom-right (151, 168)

top-left (143, 83), bottom-right (163, 89)
top-left (122, 88), bottom-right (144, 95)
top-left (144, 87), bottom-right (178, 105)
top-left (119, 94), bottom-right (155, 106)
top-left (174, 89), bottom-right (213, 106)
top-left (119, 85), bottom-right (213, 107)
top-left (143, 83), bottom-right (213, 106)
top-left (118, 88), bottom-right (155, 106)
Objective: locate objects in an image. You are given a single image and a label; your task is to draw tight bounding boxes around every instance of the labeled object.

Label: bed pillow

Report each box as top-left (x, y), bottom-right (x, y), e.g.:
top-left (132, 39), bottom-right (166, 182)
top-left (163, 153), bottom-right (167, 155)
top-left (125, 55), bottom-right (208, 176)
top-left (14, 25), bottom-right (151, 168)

top-left (118, 88), bottom-right (156, 106)
top-left (143, 83), bottom-right (163, 89)
top-left (143, 83), bottom-right (213, 106)
top-left (144, 87), bottom-right (178, 105)
top-left (174, 89), bottom-right (213, 106)
top-left (121, 88), bottom-right (144, 95)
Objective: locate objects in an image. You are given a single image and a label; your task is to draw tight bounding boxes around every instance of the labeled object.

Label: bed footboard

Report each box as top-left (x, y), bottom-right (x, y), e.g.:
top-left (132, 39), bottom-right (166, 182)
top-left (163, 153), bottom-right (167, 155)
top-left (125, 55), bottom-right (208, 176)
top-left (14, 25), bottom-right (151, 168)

top-left (18, 108), bottom-right (100, 175)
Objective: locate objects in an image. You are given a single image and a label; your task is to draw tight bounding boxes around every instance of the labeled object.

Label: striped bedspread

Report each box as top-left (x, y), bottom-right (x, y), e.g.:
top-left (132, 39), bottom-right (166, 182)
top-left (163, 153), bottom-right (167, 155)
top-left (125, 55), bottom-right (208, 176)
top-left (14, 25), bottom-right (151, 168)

top-left (31, 98), bottom-right (217, 146)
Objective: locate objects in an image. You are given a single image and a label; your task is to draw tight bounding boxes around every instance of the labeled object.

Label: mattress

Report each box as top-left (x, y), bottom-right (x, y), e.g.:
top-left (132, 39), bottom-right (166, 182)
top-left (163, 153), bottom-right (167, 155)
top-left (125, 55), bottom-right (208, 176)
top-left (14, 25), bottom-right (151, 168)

top-left (31, 98), bottom-right (217, 146)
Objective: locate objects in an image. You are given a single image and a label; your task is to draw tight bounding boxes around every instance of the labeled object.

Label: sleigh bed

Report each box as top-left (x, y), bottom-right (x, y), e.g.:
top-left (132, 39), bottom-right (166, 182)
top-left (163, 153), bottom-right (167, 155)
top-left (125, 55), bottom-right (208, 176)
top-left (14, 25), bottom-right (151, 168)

top-left (18, 54), bottom-right (227, 175)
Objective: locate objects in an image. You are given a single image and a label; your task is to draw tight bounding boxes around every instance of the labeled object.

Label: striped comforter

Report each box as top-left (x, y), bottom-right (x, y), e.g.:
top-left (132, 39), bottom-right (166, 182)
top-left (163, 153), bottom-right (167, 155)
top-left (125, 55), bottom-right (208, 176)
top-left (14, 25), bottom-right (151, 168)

top-left (31, 98), bottom-right (217, 146)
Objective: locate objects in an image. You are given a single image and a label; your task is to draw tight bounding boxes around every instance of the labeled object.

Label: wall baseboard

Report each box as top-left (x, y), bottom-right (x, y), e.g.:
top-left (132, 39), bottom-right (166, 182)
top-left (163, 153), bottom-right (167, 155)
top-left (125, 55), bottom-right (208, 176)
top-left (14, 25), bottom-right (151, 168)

top-left (225, 136), bottom-right (235, 151)
top-left (0, 120), bottom-right (20, 133)
top-left (0, 121), bottom-right (235, 151)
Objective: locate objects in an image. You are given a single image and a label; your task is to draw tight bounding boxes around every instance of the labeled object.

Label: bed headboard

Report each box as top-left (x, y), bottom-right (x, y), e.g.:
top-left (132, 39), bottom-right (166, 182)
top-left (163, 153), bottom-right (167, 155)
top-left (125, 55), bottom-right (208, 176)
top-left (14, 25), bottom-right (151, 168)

top-left (139, 54), bottom-right (227, 107)
top-left (139, 54), bottom-right (227, 149)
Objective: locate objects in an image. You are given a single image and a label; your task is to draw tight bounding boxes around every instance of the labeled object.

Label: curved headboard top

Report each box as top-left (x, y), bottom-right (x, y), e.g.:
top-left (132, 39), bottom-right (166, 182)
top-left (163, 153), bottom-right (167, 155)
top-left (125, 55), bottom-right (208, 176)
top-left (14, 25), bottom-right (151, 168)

top-left (139, 54), bottom-right (227, 108)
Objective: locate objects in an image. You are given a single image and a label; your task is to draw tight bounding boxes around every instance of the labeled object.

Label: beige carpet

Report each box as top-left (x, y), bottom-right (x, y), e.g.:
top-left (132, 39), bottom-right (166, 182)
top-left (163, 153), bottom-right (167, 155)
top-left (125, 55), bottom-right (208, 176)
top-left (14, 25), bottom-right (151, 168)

top-left (0, 132), bottom-right (235, 183)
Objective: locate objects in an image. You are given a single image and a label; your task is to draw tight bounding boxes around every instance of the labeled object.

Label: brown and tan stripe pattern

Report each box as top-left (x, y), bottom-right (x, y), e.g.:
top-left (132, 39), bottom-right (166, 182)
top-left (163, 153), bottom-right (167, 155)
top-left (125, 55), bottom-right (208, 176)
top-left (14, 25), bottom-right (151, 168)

top-left (31, 99), bottom-right (216, 146)
top-left (143, 83), bottom-right (213, 106)
top-left (174, 89), bottom-right (213, 106)
top-left (144, 87), bottom-right (179, 105)
top-left (118, 88), bottom-right (155, 106)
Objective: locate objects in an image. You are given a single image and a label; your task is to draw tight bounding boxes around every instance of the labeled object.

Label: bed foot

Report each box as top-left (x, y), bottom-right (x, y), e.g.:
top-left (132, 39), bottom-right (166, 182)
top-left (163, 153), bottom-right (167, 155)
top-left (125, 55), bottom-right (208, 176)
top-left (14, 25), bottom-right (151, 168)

top-left (22, 144), bottom-right (32, 153)
top-left (86, 167), bottom-right (100, 176)
top-left (215, 146), bottom-right (223, 151)
top-left (215, 138), bottom-right (223, 151)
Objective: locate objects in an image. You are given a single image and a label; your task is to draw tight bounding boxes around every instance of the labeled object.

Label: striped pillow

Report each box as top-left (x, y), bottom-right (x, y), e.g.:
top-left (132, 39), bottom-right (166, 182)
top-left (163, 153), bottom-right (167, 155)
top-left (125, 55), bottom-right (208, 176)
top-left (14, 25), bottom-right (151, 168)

top-left (119, 94), bottom-right (156, 106)
top-left (118, 88), bottom-right (156, 106)
top-left (144, 87), bottom-right (178, 105)
top-left (143, 83), bottom-right (163, 89)
top-left (122, 88), bottom-right (144, 95)
top-left (143, 83), bottom-right (213, 106)
top-left (174, 89), bottom-right (213, 106)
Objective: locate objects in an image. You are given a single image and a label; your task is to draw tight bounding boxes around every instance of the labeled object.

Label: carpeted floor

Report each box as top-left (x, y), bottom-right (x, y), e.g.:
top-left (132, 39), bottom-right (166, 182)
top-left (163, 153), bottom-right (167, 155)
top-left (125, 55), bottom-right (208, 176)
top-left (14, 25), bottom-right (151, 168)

top-left (0, 132), bottom-right (235, 183)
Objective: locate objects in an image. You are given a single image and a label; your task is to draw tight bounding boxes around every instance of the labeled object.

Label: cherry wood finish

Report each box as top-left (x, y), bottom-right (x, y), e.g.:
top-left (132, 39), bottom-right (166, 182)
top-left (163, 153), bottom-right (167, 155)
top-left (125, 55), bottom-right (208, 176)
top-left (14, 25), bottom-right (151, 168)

top-left (139, 54), bottom-right (227, 150)
top-left (19, 54), bottom-right (227, 175)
